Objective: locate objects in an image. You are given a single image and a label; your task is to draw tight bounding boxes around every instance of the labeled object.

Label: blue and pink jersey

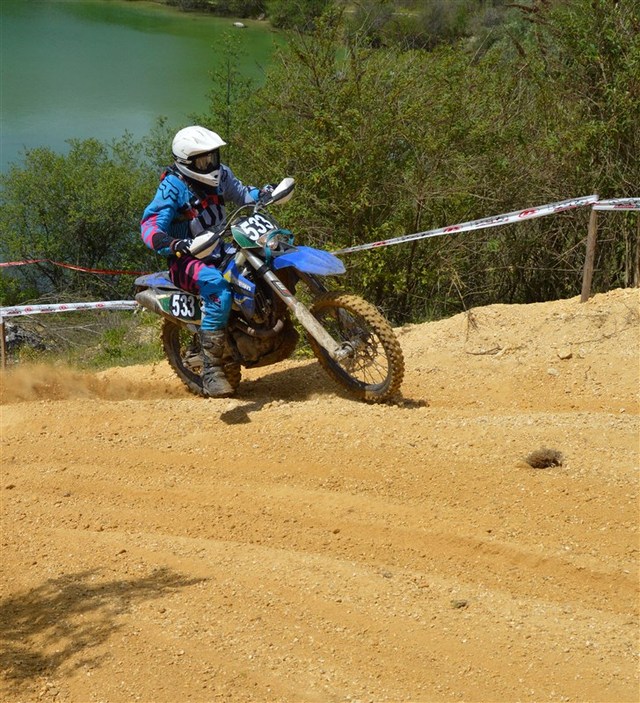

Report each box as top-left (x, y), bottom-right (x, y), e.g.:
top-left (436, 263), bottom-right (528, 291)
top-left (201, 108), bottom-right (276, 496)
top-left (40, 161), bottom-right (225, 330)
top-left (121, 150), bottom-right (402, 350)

top-left (140, 164), bottom-right (258, 318)
top-left (140, 164), bottom-right (257, 255)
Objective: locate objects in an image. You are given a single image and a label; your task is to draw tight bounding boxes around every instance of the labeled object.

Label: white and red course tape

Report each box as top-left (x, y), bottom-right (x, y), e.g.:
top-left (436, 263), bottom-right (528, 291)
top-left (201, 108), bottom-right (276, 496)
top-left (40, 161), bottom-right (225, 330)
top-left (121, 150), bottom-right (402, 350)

top-left (332, 194), bottom-right (601, 255)
top-left (0, 300), bottom-right (138, 320)
top-left (593, 198), bottom-right (640, 211)
top-left (0, 194), bottom-right (637, 322)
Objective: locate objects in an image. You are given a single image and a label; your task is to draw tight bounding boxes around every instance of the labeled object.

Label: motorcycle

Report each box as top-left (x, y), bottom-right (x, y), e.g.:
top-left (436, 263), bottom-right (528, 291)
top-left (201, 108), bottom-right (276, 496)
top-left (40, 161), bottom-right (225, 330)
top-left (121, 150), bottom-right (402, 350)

top-left (134, 178), bottom-right (404, 402)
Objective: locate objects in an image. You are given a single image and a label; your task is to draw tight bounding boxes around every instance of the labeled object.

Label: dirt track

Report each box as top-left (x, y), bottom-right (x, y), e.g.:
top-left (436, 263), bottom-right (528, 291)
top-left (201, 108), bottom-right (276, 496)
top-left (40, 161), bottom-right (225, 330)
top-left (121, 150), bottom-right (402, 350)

top-left (1, 288), bottom-right (639, 703)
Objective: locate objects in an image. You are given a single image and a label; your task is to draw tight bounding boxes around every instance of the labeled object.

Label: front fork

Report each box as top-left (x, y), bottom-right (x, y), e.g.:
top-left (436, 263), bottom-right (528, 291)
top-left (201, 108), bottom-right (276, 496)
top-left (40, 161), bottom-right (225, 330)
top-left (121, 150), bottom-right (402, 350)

top-left (240, 250), bottom-right (352, 362)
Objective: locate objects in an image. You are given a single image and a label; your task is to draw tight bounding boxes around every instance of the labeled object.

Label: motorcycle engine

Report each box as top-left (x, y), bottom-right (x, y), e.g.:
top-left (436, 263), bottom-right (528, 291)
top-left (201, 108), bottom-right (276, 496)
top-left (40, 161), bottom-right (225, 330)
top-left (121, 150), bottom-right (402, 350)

top-left (228, 318), bottom-right (299, 368)
top-left (232, 328), bottom-right (278, 363)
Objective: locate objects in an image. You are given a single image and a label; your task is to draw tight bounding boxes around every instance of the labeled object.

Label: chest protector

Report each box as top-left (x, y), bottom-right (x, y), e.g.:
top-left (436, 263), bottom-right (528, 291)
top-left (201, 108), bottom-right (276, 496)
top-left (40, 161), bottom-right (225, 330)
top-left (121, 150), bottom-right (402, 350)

top-left (165, 166), bottom-right (226, 237)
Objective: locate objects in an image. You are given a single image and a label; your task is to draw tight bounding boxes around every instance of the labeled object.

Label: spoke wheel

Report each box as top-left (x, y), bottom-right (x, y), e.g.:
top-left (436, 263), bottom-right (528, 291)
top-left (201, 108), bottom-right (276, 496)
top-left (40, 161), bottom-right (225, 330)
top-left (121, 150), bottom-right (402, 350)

top-left (308, 293), bottom-right (404, 402)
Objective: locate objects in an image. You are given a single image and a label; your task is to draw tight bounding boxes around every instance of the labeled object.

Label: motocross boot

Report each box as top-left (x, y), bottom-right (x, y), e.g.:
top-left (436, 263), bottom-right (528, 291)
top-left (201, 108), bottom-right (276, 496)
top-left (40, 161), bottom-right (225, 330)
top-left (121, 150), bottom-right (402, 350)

top-left (199, 330), bottom-right (234, 398)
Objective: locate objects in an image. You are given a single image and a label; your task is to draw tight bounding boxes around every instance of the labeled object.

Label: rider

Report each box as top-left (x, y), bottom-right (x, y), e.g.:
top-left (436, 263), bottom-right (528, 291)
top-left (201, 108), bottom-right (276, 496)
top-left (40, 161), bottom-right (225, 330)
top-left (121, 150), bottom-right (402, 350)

top-left (141, 125), bottom-right (263, 397)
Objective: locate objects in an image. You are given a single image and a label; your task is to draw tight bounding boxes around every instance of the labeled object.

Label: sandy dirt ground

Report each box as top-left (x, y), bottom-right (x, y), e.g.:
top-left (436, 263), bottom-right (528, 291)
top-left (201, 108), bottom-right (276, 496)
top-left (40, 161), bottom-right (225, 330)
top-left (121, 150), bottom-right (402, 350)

top-left (1, 287), bottom-right (638, 703)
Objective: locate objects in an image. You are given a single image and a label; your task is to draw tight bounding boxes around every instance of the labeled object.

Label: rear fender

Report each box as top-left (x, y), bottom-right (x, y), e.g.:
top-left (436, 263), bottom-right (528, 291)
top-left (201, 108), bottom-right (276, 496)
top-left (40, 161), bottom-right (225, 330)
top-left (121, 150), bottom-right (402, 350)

top-left (135, 288), bottom-right (202, 326)
top-left (134, 271), bottom-right (174, 288)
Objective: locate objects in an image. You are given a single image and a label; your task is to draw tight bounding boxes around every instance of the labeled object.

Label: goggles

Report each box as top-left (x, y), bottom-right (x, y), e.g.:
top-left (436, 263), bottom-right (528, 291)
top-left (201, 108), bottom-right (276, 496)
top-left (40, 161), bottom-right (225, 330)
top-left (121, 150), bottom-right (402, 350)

top-left (192, 149), bottom-right (220, 174)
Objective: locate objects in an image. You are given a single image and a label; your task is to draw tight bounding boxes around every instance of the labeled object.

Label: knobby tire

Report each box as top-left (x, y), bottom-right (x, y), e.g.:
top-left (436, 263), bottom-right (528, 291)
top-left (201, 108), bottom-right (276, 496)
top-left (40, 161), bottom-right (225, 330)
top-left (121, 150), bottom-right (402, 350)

top-left (308, 293), bottom-right (404, 402)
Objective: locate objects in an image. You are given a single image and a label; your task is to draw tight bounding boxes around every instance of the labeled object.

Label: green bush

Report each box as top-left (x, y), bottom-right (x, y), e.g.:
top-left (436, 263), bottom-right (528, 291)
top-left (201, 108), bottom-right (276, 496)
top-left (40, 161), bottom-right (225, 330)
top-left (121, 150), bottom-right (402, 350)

top-left (7, 311), bottom-right (164, 370)
top-left (224, 0), bottom-right (638, 321)
top-left (0, 133), bottom-right (164, 305)
top-left (266, 0), bottom-right (334, 30)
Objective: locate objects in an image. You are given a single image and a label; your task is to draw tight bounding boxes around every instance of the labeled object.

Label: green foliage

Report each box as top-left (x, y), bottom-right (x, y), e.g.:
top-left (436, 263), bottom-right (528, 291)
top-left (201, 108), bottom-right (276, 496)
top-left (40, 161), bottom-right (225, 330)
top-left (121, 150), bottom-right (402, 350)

top-left (266, 0), bottom-right (335, 30)
top-left (223, 0), bottom-right (638, 321)
top-left (183, 0), bottom-right (266, 17)
top-left (0, 273), bottom-right (38, 307)
top-left (9, 311), bottom-right (164, 370)
top-left (496, 0), bottom-right (640, 299)
top-left (532, 0), bottom-right (638, 191)
top-left (0, 134), bottom-right (162, 305)
top-left (165, 0), bottom-right (264, 14)
top-left (1, 0), bottom-right (636, 341)
top-left (88, 322), bottom-right (163, 369)
top-left (192, 32), bottom-right (258, 158)
top-left (165, 0), bottom-right (210, 10)
top-left (141, 118), bottom-right (179, 177)
top-left (344, 0), bottom-right (512, 50)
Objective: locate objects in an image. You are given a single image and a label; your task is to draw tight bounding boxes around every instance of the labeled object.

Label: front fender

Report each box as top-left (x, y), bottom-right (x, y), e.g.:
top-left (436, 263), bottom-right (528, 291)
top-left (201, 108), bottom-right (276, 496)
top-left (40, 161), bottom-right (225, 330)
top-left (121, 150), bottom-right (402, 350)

top-left (272, 246), bottom-right (345, 276)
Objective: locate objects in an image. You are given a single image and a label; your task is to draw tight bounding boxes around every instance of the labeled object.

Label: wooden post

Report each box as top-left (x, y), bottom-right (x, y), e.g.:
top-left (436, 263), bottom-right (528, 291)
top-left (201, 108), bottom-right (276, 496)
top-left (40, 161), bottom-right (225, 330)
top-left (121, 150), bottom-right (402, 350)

top-left (0, 317), bottom-right (6, 369)
top-left (635, 214), bottom-right (640, 288)
top-left (581, 208), bottom-right (598, 302)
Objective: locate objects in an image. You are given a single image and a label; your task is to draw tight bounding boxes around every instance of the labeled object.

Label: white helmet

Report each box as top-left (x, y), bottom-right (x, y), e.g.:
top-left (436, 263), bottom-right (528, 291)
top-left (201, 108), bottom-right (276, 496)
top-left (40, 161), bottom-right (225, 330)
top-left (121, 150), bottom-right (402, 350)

top-left (172, 125), bottom-right (227, 187)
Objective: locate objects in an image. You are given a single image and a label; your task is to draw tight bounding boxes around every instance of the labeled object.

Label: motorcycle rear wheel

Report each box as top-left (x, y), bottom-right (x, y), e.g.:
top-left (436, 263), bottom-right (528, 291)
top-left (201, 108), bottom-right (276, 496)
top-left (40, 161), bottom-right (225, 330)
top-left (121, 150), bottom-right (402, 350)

top-left (161, 320), bottom-right (241, 397)
top-left (308, 293), bottom-right (404, 402)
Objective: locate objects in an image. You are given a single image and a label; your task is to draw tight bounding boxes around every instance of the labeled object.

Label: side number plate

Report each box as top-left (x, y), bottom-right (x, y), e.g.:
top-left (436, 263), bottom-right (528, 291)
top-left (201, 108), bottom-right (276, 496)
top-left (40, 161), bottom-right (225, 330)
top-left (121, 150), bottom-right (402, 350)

top-left (170, 293), bottom-right (197, 319)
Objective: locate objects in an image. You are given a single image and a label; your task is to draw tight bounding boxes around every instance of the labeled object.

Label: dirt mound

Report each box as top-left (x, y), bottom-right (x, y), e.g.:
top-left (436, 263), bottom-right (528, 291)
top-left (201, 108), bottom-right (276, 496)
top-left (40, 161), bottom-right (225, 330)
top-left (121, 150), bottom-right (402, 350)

top-left (1, 288), bottom-right (638, 702)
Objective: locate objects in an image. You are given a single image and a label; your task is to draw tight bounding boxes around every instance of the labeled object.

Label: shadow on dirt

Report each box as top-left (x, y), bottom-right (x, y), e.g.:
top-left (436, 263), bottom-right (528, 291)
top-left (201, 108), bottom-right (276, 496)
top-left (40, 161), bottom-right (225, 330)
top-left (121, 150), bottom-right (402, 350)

top-left (218, 363), bottom-right (337, 423)
top-left (0, 567), bottom-right (204, 693)
top-left (219, 360), bottom-right (426, 424)
top-left (237, 361), bottom-right (343, 400)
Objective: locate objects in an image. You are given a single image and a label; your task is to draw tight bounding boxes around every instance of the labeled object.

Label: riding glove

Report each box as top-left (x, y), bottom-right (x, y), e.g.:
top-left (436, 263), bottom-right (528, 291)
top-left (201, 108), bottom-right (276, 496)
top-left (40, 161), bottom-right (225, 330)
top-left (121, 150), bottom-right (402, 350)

top-left (170, 238), bottom-right (192, 256)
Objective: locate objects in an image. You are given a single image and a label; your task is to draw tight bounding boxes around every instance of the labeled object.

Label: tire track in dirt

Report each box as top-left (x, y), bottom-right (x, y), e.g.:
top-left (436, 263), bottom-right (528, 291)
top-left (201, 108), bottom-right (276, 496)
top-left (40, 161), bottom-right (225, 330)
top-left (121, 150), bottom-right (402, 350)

top-left (1, 288), bottom-right (638, 702)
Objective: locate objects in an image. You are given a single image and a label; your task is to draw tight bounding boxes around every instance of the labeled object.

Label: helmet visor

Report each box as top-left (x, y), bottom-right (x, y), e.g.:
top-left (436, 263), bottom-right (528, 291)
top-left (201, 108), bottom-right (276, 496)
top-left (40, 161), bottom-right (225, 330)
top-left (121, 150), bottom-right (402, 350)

top-left (192, 149), bottom-right (220, 174)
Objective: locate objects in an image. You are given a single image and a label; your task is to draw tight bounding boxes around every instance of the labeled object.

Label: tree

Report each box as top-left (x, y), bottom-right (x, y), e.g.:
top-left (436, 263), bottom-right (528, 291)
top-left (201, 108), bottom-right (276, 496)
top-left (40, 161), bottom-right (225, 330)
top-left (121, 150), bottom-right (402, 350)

top-left (266, 0), bottom-right (335, 30)
top-left (192, 31), bottom-right (258, 162)
top-left (217, 0), bottom-right (638, 321)
top-left (498, 0), bottom-right (640, 296)
top-left (0, 135), bottom-right (161, 303)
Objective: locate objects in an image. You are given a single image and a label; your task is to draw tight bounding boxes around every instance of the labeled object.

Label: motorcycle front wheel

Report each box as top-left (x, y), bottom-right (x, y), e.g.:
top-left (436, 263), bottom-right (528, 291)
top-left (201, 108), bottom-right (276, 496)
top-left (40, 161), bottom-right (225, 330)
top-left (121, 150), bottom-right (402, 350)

top-left (308, 293), bottom-right (404, 402)
top-left (161, 320), bottom-right (241, 397)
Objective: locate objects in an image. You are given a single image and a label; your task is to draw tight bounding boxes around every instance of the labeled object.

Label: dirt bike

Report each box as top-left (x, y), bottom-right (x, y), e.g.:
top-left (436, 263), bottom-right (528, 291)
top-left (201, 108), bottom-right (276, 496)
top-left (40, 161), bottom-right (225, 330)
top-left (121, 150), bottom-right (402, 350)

top-left (134, 178), bottom-right (404, 402)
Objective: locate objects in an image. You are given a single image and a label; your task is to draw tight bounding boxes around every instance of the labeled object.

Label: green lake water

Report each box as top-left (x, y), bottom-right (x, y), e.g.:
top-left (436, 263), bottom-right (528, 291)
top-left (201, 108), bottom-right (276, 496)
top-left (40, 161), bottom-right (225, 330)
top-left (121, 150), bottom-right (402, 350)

top-left (0, 0), bottom-right (280, 171)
